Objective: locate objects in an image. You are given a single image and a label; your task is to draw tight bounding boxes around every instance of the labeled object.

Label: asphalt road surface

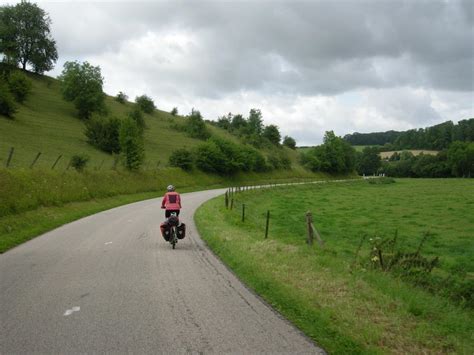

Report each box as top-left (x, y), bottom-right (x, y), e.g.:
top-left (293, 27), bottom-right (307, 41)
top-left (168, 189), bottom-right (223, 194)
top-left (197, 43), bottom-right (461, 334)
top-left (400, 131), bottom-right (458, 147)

top-left (1, 188), bottom-right (324, 353)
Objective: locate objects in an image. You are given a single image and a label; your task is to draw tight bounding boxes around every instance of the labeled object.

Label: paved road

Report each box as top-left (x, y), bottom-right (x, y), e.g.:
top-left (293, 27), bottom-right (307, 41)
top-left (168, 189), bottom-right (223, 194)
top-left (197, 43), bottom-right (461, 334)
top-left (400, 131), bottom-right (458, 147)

top-left (1, 188), bottom-right (324, 353)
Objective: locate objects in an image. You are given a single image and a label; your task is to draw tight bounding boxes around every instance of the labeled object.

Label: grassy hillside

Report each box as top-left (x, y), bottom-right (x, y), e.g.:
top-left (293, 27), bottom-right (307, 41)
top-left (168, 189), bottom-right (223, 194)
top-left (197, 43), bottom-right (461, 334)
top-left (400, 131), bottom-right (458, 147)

top-left (0, 71), bottom-right (301, 170)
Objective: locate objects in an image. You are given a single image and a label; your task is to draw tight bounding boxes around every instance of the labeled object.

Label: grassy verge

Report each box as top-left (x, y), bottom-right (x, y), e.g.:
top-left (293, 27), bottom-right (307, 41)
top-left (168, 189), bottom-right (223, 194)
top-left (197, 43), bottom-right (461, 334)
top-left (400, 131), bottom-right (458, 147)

top-left (0, 166), bottom-right (341, 253)
top-left (195, 179), bottom-right (474, 353)
top-left (0, 191), bottom-right (160, 253)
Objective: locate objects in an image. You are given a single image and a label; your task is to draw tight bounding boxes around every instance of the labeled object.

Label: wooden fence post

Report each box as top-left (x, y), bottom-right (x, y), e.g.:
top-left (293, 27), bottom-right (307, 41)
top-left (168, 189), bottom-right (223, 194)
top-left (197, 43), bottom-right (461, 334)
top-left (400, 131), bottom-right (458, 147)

top-left (51, 155), bottom-right (62, 170)
top-left (30, 152), bottom-right (41, 168)
top-left (242, 204), bottom-right (245, 222)
top-left (225, 190), bottom-right (229, 209)
top-left (5, 147), bottom-right (14, 167)
top-left (306, 211), bottom-right (314, 245)
top-left (230, 198), bottom-right (234, 210)
top-left (265, 210), bottom-right (270, 239)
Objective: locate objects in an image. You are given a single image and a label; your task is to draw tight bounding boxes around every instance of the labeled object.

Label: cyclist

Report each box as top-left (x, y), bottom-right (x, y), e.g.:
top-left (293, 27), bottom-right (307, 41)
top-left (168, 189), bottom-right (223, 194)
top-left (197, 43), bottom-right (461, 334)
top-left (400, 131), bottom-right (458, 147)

top-left (161, 184), bottom-right (182, 218)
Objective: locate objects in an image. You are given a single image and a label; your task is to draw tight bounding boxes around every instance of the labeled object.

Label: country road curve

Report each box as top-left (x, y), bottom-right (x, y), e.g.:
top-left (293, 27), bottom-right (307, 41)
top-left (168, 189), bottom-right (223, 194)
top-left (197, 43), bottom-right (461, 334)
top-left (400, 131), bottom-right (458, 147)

top-left (1, 188), bottom-right (325, 354)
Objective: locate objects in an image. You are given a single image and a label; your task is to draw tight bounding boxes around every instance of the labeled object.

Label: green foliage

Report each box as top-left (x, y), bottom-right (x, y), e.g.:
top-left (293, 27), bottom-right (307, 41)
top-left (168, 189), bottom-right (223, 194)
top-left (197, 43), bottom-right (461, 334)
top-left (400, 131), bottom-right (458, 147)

top-left (0, 81), bottom-right (16, 118)
top-left (267, 150), bottom-right (291, 170)
top-left (7, 70), bottom-right (32, 103)
top-left (119, 117), bottom-right (144, 171)
top-left (115, 91), bottom-right (128, 104)
top-left (345, 119), bottom-right (474, 151)
top-left (381, 142), bottom-right (474, 178)
top-left (247, 108), bottom-right (264, 136)
top-left (59, 61), bottom-right (105, 120)
top-left (135, 94), bottom-right (155, 114)
top-left (84, 116), bottom-right (121, 154)
top-left (195, 139), bottom-right (236, 175)
top-left (69, 154), bottom-right (89, 171)
top-left (262, 124), bottom-right (281, 145)
top-left (0, 1), bottom-right (57, 73)
top-left (127, 108), bottom-right (146, 133)
top-left (170, 107), bottom-right (178, 116)
top-left (447, 141), bottom-right (474, 177)
top-left (194, 137), bottom-right (271, 175)
top-left (302, 131), bottom-right (355, 174)
top-left (356, 146), bottom-right (381, 175)
top-left (184, 109), bottom-right (211, 140)
top-left (282, 135), bottom-right (296, 149)
top-left (168, 148), bottom-right (193, 170)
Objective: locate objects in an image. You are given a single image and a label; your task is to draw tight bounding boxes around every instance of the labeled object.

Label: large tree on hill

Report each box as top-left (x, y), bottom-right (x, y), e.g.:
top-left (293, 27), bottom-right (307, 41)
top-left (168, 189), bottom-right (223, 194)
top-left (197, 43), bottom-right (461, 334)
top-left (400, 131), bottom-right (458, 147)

top-left (59, 61), bottom-right (105, 120)
top-left (0, 1), bottom-right (58, 73)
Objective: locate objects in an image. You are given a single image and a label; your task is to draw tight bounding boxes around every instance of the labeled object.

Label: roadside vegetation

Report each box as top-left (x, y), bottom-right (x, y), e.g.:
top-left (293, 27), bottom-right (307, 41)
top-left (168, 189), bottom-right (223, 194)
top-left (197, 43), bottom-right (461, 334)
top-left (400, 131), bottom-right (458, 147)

top-left (196, 179), bottom-right (474, 353)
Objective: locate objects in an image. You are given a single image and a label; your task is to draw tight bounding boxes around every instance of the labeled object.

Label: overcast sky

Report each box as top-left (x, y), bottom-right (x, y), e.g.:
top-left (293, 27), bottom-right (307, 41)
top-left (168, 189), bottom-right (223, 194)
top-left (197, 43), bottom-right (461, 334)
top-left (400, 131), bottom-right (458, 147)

top-left (3, 0), bottom-right (473, 145)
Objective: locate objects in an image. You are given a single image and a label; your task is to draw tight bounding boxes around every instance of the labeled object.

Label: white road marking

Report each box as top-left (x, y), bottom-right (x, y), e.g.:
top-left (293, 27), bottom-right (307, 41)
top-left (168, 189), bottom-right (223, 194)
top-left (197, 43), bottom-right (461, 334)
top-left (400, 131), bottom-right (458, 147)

top-left (63, 306), bottom-right (80, 316)
top-left (104, 242), bottom-right (112, 245)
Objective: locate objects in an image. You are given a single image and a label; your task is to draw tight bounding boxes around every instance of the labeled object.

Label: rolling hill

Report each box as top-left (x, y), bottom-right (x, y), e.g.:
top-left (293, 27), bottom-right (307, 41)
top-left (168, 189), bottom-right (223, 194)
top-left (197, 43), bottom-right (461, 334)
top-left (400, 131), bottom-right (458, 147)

top-left (0, 71), bottom-right (302, 171)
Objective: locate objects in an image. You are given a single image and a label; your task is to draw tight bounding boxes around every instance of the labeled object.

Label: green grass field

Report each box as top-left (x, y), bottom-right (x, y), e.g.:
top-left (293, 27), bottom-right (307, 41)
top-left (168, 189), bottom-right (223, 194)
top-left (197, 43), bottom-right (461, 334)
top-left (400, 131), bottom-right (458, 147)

top-left (195, 179), bottom-right (474, 353)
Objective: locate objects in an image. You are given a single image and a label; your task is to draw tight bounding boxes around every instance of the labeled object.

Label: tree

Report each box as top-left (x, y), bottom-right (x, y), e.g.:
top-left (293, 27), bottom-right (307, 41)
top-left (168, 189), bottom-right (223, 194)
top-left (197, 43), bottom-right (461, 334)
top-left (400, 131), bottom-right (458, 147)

top-left (119, 117), bottom-right (144, 171)
top-left (135, 94), bottom-right (155, 114)
top-left (0, 1), bottom-right (58, 73)
top-left (283, 135), bottom-right (296, 149)
top-left (356, 146), bottom-right (381, 175)
top-left (115, 91), bottom-right (128, 104)
top-left (302, 131), bottom-right (356, 174)
top-left (262, 124), bottom-right (281, 145)
top-left (59, 61), bottom-right (105, 120)
top-left (247, 108), bottom-right (263, 136)
top-left (448, 141), bottom-right (474, 177)
top-left (171, 107), bottom-right (178, 116)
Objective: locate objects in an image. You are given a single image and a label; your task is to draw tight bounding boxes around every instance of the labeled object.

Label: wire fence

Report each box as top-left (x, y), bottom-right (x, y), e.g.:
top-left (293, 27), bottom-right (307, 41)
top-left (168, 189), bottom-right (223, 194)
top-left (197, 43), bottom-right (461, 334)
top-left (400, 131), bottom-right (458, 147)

top-left (1, 146), bottom-right (164, 171)
top-left (221, 179), bottom-right (366, 245)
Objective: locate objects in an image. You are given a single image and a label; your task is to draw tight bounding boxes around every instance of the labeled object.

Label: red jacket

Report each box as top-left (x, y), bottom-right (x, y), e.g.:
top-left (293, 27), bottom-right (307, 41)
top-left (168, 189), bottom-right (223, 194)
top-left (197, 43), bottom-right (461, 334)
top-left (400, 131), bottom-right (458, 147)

top-left (161, 192), bottom-right (181, 210)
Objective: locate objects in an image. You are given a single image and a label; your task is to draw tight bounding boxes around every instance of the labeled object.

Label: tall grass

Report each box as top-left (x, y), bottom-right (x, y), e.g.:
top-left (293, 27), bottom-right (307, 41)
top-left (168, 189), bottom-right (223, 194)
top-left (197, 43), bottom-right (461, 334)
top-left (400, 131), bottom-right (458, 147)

top-left (0, 167), bottom-right (335, 218)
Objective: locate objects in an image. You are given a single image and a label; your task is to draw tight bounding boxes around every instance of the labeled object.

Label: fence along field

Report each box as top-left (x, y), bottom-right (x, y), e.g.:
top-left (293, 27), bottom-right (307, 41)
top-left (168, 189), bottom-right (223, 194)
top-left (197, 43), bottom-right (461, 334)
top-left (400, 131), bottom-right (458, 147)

top-left (195, 178), bottom-right (474, 353)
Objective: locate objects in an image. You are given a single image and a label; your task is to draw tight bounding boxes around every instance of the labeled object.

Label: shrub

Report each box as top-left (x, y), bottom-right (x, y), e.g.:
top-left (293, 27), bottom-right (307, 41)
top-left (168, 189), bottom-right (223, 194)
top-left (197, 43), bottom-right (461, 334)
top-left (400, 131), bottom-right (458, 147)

top-left (171, 107), bottom-right (178, 116)
top-left (169, 148), bottom-right (194, 170)
top-left (127, 108), bottom-right (146, 133)
top-left (184, 109), bottom-right (211, 140)
top-left (115, 91), bottom-right (128, 104)
top-left (70, 154), bottom-right (89, 171)
top-left (195, 140), bottom-right (231, 175)
top-left (119, 117), bottom-right (145, 171)
top-left (135, 95), bottom-right (155, 114)
top-left (0, 82), bottom-right (16, 118)
top-left (8, 71), bottom-right (32, 103)
top-left (84, 116), bottom-right (121, 154)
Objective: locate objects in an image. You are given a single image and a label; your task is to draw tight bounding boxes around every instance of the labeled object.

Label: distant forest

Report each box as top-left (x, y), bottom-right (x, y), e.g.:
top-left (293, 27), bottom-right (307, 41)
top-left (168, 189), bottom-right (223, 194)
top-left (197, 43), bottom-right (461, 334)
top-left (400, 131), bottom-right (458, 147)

top-left (344, 119), bottom-right (474, 150)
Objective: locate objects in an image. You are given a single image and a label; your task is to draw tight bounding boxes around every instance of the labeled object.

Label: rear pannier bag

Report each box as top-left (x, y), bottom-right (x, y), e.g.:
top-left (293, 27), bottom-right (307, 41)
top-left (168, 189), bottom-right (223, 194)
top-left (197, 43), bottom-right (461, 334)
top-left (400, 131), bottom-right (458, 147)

top-left (177, 223), bottom-right (186, 239)
top-left (160, 222), bottom-right (170, 241)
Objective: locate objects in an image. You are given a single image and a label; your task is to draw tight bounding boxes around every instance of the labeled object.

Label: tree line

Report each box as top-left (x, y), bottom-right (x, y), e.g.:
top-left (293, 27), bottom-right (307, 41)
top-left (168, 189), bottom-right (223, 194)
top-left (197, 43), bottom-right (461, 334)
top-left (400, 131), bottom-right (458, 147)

top-left (344, 119), bottom-right (474, 151)
top-left (212, 110), bottom-right (296, 150)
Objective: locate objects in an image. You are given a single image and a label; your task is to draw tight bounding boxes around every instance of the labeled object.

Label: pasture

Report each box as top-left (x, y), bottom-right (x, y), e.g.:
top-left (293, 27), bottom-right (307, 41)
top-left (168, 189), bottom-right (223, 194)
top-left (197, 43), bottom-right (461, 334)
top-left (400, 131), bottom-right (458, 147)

top-left (196, 178), bottom-right (474, 353)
